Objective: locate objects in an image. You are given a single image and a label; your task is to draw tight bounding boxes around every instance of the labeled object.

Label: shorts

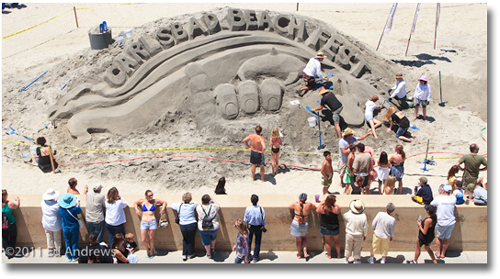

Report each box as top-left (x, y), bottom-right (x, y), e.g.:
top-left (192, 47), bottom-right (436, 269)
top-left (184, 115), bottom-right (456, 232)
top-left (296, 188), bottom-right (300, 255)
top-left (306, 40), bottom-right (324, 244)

top-left (355, 174), bottom-right (369, 188)
top-left (290, 220), bottom-right (309, 237)
top-left (391, 165), bottom-right (404, 182)
top-left (322, 175), bottom-right (333, 186)
top-left (302, 72), bottom-right (316, 88)
top-left (332, 105), bottom-right (343, 124)
top-left (250, 151), bottom-right (265, 166)
top-left (396, 126), bottom-right (409, 138)
top-left (418, 236), bottom-right (434, 247)
top-left (414, 99), bottom-right (427, 108)
top-left (140, 220), bottom-right (158, 230)
top-left (436, 223), bottom-right (455, 239)
top-left (320, 226), bottom-right (340, 236)
top-left (338, 160), bottom-right (347, 177)
top-left (365, 114), bottom-right (374, 122)
top-left (271, 147), bottom-right (280, 154)
top-left (199, 229), bottom-right (218, 246)
top-left (412, 196), bottom-right (424, 205)
top-left (371, 234), bottom-right (390, 257)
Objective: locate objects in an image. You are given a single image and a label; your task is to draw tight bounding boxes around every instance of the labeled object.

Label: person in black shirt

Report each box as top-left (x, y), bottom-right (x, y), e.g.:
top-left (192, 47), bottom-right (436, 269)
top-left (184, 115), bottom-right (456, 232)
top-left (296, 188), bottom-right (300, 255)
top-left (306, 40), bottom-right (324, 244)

top-left (35, 137), bottom-right (59, 171)
top-left (412, 177), bottom-right (434, 205)
top-left (383, 107), bottom-right (417, 142)
top-left (311, 87), bottom-right (343, 139)
top-left (78, 233), bottom-right (114, 264)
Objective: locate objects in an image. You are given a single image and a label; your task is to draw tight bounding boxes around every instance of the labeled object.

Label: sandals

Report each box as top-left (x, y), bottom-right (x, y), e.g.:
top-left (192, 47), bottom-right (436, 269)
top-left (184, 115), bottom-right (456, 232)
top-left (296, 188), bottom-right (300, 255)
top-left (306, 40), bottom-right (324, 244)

top-left (406, 260), bottom-right (417, 264)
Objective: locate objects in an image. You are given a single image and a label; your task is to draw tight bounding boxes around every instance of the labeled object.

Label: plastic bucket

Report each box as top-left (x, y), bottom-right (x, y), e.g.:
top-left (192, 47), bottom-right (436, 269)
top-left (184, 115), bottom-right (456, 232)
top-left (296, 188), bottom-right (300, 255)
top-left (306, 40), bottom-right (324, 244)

top-left (89, 30), bottom-right (112, 50)
top-left (308, 117), bottom-right (317, 127)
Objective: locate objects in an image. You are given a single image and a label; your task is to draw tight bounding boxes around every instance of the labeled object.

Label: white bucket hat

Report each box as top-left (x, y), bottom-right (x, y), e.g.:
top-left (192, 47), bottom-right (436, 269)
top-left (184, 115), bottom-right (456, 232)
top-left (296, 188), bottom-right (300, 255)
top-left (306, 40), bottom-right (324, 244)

top-left (43, 188), bottom-right (60, 201)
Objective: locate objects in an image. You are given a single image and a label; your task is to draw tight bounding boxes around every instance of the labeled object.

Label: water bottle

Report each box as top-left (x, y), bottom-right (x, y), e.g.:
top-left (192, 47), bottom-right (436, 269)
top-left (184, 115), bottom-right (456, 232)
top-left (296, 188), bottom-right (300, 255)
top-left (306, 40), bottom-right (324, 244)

top-left (457, 105), bottom-right (466, 109)
top-left (414, 186), bottom-right (418, 194)
top-left (418, 215), bottom-right (422, 224)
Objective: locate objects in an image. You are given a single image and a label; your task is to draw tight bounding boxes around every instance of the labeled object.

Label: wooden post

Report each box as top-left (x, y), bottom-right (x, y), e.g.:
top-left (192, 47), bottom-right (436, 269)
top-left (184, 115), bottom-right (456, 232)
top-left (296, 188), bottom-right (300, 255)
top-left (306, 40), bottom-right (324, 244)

top-left (297, 3), bottom-right (299, 12)
top-left (73, 6), bottom-right (79, 28)
top-left (48, 145), bottom-right (56, 174)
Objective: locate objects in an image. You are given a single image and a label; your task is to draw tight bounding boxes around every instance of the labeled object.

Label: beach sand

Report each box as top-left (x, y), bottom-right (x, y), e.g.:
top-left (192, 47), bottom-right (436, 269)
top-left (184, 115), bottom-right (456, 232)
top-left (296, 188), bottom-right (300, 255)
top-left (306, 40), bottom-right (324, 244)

top-left (1, 3), bottom-right (488, 207)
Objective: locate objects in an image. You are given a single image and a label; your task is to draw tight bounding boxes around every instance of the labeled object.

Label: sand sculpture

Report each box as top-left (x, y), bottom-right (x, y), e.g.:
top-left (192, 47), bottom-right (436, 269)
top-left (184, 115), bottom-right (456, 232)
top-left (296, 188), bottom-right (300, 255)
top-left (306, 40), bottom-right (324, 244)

top-left (48, 8), bottom-right (400, 144)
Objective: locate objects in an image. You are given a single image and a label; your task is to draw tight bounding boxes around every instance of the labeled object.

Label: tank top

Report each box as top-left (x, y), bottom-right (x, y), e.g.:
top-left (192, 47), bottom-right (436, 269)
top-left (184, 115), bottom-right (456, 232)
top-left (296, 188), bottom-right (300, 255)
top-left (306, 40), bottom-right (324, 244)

top-left (116, 247), bottom-right (129, 263)
top-left (418, 217), bottom-right (435, 244)
top-left (2, 203), bottom-right (15, 224)
top-left (320, 205), bottom-right (340, 231)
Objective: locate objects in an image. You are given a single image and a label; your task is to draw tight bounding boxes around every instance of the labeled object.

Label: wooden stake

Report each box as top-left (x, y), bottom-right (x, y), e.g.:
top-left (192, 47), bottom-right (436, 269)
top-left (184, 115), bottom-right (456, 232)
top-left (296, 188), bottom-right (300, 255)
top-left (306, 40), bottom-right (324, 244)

top-left (48, 145), bottom-right (56, 174)
top-left (73, 6), bottom-right (79, 28)
top-left (297, 3), bottom-right (299, 12)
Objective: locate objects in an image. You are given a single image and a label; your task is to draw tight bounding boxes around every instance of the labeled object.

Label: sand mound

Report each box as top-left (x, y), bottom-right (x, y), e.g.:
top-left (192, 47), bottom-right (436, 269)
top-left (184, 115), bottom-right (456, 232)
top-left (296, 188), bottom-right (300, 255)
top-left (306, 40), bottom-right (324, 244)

top-left (2, 6), bottom-right (487, 195)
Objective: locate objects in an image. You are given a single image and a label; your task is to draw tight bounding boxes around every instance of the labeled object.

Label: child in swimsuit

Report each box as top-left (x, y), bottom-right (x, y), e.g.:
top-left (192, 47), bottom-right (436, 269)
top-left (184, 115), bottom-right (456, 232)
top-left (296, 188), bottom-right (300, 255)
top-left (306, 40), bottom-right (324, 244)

top-left (269, 127), bottom-right (283, 176)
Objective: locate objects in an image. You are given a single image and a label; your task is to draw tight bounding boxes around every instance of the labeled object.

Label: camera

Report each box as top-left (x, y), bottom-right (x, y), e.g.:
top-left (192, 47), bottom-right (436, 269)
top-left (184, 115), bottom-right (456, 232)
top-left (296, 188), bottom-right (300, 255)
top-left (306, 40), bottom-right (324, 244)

top-left (261, 226), bottom-right (267, 233)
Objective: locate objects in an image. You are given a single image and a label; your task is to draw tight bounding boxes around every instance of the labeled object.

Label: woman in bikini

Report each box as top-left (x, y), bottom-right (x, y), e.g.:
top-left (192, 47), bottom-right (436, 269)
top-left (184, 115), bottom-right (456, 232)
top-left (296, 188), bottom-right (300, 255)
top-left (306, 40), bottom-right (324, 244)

top-left (288, 193), bottom-right (316, 259)
top-left (269, 127), bottom-right (283, 176)
top-left (134, 190), bottom-right (167, 258)
top-left (389, 144), bottom-right (406, 194)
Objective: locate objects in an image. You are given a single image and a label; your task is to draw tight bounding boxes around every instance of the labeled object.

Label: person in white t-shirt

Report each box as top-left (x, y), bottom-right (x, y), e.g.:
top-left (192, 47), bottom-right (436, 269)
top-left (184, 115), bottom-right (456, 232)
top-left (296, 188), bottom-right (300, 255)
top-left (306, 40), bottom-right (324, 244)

top-left (364, 95), bottom-right (383, 139)
top-left (430, 184), bottom-right (456, 259)
top-left (41, 188), bottom-right (62, 257)
top-left (298, 52), bottom-right (329, 96)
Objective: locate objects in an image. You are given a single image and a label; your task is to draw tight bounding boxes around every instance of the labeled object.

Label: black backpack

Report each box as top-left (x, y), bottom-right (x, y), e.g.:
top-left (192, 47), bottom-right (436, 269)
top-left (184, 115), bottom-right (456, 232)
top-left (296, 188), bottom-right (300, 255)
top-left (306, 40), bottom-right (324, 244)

top-left (201, 205), bottom-right (214, 230)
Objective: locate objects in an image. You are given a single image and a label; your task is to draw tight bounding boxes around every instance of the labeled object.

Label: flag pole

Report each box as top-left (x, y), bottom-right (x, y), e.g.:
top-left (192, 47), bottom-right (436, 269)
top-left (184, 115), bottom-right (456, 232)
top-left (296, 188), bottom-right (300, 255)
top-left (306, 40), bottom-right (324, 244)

top-left (405, 33), bottom-right (412, 56)
top-left (377, 4), bottom-right (397, 51)
top-left (434, 3), bottom-right (441, 49)
top-left (405, 3), bottom-right (421, 56)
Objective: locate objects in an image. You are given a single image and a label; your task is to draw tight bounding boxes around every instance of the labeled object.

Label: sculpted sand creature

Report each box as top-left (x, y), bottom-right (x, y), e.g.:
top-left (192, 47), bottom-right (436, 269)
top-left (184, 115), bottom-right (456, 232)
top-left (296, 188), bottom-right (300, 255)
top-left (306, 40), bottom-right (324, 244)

top-left (47, 8), bottom-right (395, 144)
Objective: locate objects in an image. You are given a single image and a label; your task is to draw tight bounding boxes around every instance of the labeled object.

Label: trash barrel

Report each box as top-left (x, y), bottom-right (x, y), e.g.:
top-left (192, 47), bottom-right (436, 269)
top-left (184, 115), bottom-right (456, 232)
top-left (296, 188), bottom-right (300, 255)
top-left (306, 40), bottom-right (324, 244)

top-left (88, 23), bottom-right (112, 50)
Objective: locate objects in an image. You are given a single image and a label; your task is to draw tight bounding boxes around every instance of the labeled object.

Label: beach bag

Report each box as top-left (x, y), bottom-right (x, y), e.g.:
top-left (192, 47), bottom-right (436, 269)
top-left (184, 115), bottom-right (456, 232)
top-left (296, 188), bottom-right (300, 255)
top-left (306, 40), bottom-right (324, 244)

top-left (67, 209), bottom-right (84, 229)
top-left (2, 212), bottom-right (9, 229)
top-left (201, 205), bottom-right (214, 230)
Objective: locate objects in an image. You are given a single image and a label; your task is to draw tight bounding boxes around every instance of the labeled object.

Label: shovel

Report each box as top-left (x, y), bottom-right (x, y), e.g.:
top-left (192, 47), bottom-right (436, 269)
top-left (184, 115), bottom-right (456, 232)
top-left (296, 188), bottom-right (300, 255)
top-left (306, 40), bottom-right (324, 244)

top-left (438, 71), bottom-right (446, 107)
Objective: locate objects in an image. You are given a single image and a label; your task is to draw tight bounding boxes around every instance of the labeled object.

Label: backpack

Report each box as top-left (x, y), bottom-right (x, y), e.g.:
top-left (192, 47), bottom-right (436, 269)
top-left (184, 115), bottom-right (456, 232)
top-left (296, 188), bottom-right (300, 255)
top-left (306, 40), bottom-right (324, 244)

top-left (201, 205), bottom-right (214, 230)
top-left (2, 212), bottom-right (9, 229)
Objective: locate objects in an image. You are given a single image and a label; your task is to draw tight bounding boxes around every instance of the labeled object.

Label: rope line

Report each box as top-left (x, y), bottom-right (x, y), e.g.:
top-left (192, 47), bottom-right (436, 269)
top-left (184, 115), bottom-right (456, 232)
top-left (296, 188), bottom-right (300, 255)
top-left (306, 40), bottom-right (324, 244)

top-left (2, 3), bottom-right (145, 39)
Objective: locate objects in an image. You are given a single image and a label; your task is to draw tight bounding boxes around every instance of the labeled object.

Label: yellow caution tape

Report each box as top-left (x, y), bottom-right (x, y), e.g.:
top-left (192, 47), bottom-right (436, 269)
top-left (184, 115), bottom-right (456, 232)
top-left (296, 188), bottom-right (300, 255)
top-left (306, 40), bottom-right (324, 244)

top-left (2, 3), bottom-right (145, 40)
top-left (1, 138), bottom-right (486, 159)
top-left (2, 9), bottom-right (73, 39)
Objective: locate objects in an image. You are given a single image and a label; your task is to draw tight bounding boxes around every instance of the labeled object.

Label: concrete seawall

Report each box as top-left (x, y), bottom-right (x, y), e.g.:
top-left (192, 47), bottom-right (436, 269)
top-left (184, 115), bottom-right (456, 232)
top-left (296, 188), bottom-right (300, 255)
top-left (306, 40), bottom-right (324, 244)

top-left (14, 194), bottom-right (487, 252)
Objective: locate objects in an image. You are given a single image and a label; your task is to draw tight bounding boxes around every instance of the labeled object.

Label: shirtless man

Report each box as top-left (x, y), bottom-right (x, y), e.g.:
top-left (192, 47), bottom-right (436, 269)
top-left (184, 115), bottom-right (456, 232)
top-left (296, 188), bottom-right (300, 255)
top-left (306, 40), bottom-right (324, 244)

top-left (243, 125), bottom-right (266, 182)
top-left (321, 151), bottom-right (334, 195)
top-left (67, 178), bottom-right (80, 195)
top-left (345, 144), bottom-right (357, 194)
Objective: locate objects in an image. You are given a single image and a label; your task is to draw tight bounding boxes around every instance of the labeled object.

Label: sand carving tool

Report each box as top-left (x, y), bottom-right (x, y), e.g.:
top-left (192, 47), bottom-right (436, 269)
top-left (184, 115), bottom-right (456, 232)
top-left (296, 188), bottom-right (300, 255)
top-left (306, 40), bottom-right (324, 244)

top-left (7, 127), bottom-right (34, 141)
top-left (420, 139), bottom-right (435, 172)
top-left (19, 71), bottom-right (47, 93)
top-left (60, 78), bottom-right (72, 90)
top-left (305, 106), bottom-right (326, 150)
top-left (438, 71), bottom-right (446, 107)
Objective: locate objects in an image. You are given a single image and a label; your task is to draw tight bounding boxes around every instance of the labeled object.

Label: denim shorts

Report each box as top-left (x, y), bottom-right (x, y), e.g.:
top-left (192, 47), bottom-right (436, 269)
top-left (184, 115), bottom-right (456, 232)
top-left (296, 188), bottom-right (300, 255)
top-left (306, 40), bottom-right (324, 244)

top-left (199, 229), bottom-right (217, 246)
top-left (365, 114), bottom-right (374, 122)
top-left (414, 99), bottom-right (427, 107)
top-left (396, 126), bottom-right (409, 138)
top-left (140, 220), bottom-right (158, 230)
top-left (436, 223), bottom-right (455, 239)
top-left (320, 226), bottom-right (340, 236)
